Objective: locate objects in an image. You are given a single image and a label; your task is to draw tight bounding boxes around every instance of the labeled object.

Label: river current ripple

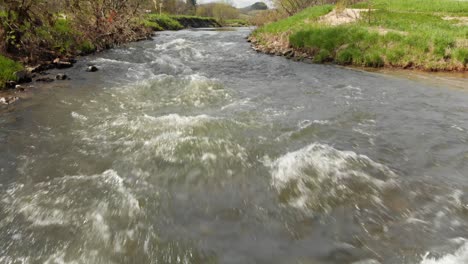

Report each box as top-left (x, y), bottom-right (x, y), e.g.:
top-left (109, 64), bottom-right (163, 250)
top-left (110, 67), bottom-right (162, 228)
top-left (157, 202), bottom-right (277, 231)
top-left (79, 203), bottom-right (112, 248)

top-left (1, 28), bottom-right (468, 264)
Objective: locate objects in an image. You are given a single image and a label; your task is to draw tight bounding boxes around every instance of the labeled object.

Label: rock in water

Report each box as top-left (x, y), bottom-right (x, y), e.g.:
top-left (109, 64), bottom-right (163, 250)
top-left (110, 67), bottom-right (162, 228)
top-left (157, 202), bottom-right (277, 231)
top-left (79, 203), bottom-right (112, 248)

top-left (86, 65), bottom-right (99, 72)
top-left (15, 85), bottom-right (26, 91)
top-left (0, 96), bottom-right (19, 105)
top-left (55, 61), bottom-right (73, 69)
top-left (56, 74), bottom-right (68, 80)
top-left (36, 77), bottom-right (54, 83)
top-left (53, 58), bottom-right (74, 69)
top-left (14, 70), bottom-right (33, 83)
top-left (5, 81), bottom-right (17, 89)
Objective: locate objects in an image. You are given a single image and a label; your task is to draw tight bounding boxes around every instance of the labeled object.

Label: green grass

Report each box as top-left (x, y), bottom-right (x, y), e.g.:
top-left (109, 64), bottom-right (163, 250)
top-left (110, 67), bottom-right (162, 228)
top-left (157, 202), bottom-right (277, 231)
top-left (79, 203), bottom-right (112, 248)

top-left (0, 55), bottom-right (23, 89)
top-left (353, 0), bottom-right (468, 14)
top-left (255, 5), bottom-right (334, 34)
top-left (146, 14), bottom-right (184, 30)
top-left (171, 15), bottom-right (218, 21)
top-left (144, 14), bottom-right (220, 31)
top-left (224, 19), bottom-right (250, 26)
top-left (253, 1), bottom-right (468, 70)
top-left (33, 18), bottom-right (77, 54)
top-left (142, 19), bottom-right (164, 31)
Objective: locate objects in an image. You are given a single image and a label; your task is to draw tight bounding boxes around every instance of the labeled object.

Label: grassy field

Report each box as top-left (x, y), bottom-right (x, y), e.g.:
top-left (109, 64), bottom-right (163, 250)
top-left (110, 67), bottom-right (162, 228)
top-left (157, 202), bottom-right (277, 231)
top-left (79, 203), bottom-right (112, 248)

top-left (252, 0), bottom-right (468, 71)
top-left (0, 55), bottom-right (23, 89)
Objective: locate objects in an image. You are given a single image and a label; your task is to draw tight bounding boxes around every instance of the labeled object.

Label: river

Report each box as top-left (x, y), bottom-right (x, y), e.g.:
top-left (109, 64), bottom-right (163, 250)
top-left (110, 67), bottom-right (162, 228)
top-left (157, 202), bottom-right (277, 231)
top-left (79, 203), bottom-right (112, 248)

top-left (1, 28), bottom-right (468, 264)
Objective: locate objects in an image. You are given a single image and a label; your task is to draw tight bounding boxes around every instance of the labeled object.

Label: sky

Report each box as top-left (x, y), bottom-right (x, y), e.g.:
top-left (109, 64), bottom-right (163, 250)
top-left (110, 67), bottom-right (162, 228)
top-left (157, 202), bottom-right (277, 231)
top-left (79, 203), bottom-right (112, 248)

top-left (198, 0), bottom-right (271, 8)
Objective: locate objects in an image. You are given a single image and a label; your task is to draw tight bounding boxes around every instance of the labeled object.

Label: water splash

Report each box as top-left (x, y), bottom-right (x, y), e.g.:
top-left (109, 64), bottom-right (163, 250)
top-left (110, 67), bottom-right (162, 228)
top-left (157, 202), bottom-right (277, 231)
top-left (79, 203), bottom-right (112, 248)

top-left (267, 143), bottom-right (398, 212)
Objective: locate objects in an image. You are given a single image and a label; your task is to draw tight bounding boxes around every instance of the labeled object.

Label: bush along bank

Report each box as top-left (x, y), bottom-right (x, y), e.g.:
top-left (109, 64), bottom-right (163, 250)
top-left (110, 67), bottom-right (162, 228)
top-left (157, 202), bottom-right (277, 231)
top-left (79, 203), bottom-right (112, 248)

top-left (249, 1), bottom-right (468, 72)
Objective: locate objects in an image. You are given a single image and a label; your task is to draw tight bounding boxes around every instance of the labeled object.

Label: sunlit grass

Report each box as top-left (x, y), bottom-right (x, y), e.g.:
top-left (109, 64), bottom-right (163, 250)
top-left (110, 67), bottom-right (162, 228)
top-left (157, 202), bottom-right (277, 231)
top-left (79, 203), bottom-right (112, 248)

top-left (254, 5), bottom-right (334, 34)
top-left (252, 1), bottom-right (468, 70)
top-left (353, 0), bottom-right (468, 14)
top-left (0, 55), bottom-right (23, 89)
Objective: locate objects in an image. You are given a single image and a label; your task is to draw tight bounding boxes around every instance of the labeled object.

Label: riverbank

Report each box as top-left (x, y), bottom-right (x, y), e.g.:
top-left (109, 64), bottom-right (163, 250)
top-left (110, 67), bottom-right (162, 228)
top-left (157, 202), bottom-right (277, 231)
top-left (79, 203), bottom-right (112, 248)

top-left (144, 15), bottom-right (221, 31)
top-left (249, 0), bottom-right (468, 72)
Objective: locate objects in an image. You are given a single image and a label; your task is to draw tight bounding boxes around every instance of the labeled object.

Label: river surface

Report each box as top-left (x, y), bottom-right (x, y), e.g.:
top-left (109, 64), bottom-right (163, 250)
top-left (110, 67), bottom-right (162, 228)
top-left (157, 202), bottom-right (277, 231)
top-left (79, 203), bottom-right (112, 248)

top-left (1, 28), bottom-right (468, 264)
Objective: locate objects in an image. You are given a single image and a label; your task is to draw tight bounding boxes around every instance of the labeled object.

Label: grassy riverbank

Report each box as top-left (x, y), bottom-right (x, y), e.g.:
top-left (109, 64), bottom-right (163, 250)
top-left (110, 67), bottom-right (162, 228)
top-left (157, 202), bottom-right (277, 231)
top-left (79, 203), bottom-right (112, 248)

top-left (250, 0), bottom-right (468, 71)
top-left (0, 55), bottom-right (23, 88)
top-left (145, 14), bottom-right (221, 31)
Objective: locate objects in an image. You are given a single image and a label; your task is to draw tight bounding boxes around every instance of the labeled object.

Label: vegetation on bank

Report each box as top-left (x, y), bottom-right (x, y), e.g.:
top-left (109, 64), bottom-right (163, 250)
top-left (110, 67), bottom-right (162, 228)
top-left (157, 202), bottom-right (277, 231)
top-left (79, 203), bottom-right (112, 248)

top-left (251, 0), bottom-right (468, 71)
top-left (0, 55), bottom-right (23, 89)
top-left (223, 19), bottom-right (250, 27)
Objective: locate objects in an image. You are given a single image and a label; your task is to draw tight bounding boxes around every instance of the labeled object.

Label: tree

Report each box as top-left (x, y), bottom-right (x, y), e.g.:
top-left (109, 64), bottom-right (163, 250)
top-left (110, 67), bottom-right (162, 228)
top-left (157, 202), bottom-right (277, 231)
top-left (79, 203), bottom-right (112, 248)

top-left (187, 0), bottom-right (197, 15)
top-left (0, 0), bottom-right (56, 57)
top-left (197, 2), bottom-right (239, 21)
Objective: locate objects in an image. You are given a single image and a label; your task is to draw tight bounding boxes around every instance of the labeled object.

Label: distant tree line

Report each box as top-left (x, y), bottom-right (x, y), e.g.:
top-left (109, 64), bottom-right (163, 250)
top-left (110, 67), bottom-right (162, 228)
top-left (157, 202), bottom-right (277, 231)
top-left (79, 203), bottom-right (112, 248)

top-left (197, 2), bottom-right (240, 22)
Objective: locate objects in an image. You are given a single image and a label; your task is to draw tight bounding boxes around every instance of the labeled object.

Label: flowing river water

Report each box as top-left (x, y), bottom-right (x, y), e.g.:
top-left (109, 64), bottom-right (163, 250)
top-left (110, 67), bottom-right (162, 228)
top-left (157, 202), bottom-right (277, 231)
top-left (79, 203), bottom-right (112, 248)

top-left (1, 28), bottom-right (468, 264)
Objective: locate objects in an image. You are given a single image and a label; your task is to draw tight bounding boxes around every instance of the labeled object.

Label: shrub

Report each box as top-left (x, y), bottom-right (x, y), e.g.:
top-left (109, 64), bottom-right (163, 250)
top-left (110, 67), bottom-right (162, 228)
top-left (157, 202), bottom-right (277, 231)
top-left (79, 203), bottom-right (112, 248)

top-left (78, 40), bottom-right (96, 54)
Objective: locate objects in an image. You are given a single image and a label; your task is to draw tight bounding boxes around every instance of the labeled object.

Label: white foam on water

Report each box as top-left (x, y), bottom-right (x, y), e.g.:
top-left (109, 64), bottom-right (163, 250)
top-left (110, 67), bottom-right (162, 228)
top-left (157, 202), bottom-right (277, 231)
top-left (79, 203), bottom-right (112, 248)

top-left (299, 119), bottom-right (331, 127)
top-left (0, 170), bottom-right (149, 263)
top-left (154, 38), bottom-right (205, 60)
top-left (91, 57), bottom-right (137, 67)
top-left (421, 241), bottom-right (468, 264)
top-left (71, 111), bottom-right (88, 121)
top-left (154, 38), bottom-right (190, 51)
top-left (109, 73), bottom-right (229, 108)
top-left (276, 119), bottom-right (333, 142)
top-left (149, 113), bottom-right (214, 129)
top-left (267, 143), bottom-right (397, 212)
top-left (76, 111), bottom-right (249, 171)
top-left (171, 74), bottom-right (230, 107)
top-left (150, 54), bottom-right (192, 74)
top-left (1, 170), bottom-right (139, 228)
top-left (0, 256), bottom-right (31, 264)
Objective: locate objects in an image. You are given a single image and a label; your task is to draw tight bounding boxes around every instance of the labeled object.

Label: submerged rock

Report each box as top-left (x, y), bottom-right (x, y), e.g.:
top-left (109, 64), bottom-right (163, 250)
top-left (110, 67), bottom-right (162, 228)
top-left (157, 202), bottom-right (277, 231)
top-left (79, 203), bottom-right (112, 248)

top-left (36, 77), bottom-right (54, 83)
top-left (14, 70), bottom-right (33, 83)
top-left (0, 96), bottom-right (19, 105)
top-left (5, 80), bottom-right (17, 89)
top-left (55, 61), bottom-right (73, 69)
top-left (15, 85), bottom-right (26, 91)
top-left (56, 73), bottom-right (68, 80)
top-left (86, 65), bottom-right (99, 72)
top-left (53, 58), bottom-right (74, 69)
top-left (27, 63), bottom-right (55, 73)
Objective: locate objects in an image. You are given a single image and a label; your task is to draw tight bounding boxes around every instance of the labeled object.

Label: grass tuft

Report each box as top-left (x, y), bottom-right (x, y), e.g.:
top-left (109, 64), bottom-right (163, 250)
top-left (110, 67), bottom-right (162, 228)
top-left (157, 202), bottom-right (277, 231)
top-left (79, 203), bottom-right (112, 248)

top-left (0, 55), bottom-right (23, 89)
